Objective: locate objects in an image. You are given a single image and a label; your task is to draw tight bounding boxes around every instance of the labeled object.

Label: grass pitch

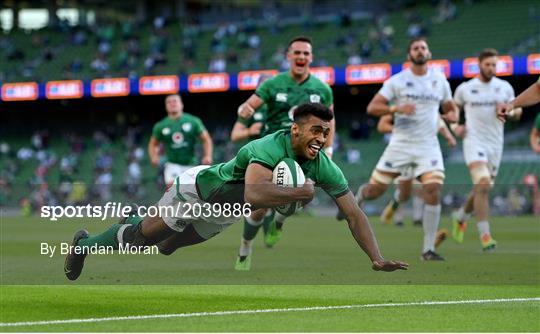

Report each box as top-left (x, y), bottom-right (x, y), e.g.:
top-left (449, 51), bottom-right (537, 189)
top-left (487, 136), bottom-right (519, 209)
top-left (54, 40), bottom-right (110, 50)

top-left (1, 215), bottom-right (539, 332)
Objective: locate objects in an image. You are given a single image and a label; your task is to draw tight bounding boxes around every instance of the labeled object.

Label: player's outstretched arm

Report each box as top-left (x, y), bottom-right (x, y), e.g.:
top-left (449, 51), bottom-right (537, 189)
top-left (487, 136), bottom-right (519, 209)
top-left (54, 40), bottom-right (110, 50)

top-left (244, 163), bottom-right (314, 209)
top-left (335, 191), bottom-right (409, 272)
top-left (237, 94), bottom-right (264, 119)
top-left (508, 80), bottom-right (540, 109)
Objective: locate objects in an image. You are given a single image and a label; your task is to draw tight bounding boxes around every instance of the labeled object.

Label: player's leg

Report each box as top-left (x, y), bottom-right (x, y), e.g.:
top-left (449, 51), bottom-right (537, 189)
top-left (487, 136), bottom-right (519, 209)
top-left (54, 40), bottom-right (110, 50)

top-left (452, 190), bottom-right (473, 243)
top-left (337, 144), bottom-right (403, 220)
top-left (158, 219), bottom-right (233, 255)
top-left (264, 211), bottom-right (286, 247)
top-left (381, 176), bottom-right (412, 226)
top-left (235, 208), bottom-right (267, 270)
top-left (336, 169), bottom-right (397, 221)
top-left (411, 181), bottom-right (424, 226)
top-left (419, 170), bottom-right (445, 261)
top-left (64, 214), bottom-right (175, 281)
top-left (467, 159), bottom-right (498, 250)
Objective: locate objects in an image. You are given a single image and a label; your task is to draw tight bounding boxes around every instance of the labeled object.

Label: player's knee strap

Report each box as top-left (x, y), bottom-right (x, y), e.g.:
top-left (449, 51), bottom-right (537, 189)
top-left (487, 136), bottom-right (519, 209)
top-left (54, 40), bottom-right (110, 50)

top-left (370, 170), bottom-right (394, 185)
top-left (422, 171), bottom-right (445, 184)
top-left (117, 223), bottom-right (148, 247)
top-left (470, 165), bottom-right (491, 185)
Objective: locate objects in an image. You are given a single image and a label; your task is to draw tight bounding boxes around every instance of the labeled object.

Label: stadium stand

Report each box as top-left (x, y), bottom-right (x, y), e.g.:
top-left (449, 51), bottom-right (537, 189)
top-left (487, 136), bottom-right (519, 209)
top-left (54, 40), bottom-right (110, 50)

top-left (0, 0), bottom-right (538, 82)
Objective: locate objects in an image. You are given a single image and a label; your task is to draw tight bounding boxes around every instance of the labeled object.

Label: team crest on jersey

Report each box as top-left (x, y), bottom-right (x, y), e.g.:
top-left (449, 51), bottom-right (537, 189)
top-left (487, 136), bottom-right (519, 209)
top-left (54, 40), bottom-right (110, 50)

top-left (471, 89), bottom-right (478, 94)
top-left (431, 160), bottom-right (438, 166)
top-left (310, 94), bottom-right (321, 103)
top-left (162, 127), bottom-right (171, 135)
top-left (182, 123), bottom-right (192, 132)
top-left (406, 82), bottom-right (413, 87)
top-left (494, 87), bottom-right (500, 93)
top-left (276, 93), bottom-right (288, 102)
top-left (432, 81), bottom-right (437, 88)
top-left (172, 132), bottom-right (184, 144)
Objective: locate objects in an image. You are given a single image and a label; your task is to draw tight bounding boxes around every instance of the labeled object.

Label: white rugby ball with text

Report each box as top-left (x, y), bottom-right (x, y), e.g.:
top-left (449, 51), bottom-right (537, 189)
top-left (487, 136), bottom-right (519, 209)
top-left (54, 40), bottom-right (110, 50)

top-left (272, 158), bottom-right (305, 216)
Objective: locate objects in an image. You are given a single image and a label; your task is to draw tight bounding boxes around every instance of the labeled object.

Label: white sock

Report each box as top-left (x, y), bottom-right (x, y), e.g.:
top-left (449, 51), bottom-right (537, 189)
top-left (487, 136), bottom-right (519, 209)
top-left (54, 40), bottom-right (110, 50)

top-left (412, 195), bottom-right (424, 221)
top-left (477, 221), bottom-right (490, 237)
top-left (422, 204), bottom-right (441, 253)
top-left (239, 238), bottom-right (252, 257)
top-left (457, 206), bottom-right (471, 222)
top-left (394, 207), bottom-right (405, 223)
top-left (393, 189), bottom-right (401, 203)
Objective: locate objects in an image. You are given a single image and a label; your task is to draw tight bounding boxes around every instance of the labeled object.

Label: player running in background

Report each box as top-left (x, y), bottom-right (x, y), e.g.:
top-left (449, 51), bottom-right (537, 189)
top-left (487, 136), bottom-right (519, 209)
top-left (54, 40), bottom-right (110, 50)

top-left (377, 114), bottom-right (456, 226)
top-left (64, 103), bottom-right (408, 281)
top-left (451, 49), bottom-right (522, 250)
top-left (338, 37), bottom-right (458, 261)
top-left (235, 36), bottom-right (334, 270)
top-left (148, 94), bottom-right (213, 185)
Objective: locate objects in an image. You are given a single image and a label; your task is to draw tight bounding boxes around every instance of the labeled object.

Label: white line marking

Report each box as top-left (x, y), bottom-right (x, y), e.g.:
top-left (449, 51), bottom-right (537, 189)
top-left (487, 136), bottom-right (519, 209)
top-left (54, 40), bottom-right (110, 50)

top-left (1, 297), bottom-right (538, 327)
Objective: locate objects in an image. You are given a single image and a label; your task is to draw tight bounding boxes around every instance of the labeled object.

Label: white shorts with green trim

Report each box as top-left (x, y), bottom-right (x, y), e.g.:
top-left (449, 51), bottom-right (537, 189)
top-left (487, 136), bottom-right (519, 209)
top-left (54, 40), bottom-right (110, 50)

top-left (164, 162), bottom-right (194, 185)
top-left (157, 165), bottom-right (238, 240)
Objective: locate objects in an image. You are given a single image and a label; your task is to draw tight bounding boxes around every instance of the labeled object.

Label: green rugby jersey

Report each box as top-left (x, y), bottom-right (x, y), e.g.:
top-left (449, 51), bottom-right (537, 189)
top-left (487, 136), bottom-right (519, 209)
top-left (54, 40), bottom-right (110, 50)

top-left (255, 72), bottom-right (333, 136)
top-left (236, 105), bottom-right (267, 142)
top-left (196, 130), bottom-right (349, 204)
top-left (152, 113), bottom-right (206, 165)
top-left (535, 112), bottom-right (540, 131)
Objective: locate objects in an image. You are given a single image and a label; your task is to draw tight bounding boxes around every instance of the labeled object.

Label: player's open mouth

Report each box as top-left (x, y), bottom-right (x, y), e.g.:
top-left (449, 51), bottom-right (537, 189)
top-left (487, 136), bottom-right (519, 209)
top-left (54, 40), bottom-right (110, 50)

top-left (308, 144), bottom-right (321, 156)
top-left (295, 60), bottom-right (306, 68)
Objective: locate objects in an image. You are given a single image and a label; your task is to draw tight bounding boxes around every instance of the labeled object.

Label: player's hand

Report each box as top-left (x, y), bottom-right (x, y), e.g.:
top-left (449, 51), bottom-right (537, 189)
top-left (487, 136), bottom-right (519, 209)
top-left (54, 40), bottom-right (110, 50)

top-left (248, 123), bottom-right (263, 136)
top-left (372, 259), bottom-right (409, 272)
top-left (238, 103), bottom-right (255, 119)
top-left (300, 179), bottom-right (315, 205)
top-left (453, 125), bottom-right (466, 138)
top-left (395, 103), bottom-right (415, 115)
top-left (201, 156), bottom-right (213, 165)
top-left (150, 155), bottom-right (160, 166)
top-left (496, 103), bottom-right (513, 123)
top-left (441, 111), bottom-right (458, 123)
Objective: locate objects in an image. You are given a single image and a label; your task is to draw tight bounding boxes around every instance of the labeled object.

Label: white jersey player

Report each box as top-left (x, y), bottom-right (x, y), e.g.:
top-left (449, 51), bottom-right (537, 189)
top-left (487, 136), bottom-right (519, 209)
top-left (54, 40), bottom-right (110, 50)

top-left (338, 37), bottom-right (458, 261)
top-left (451, 48), bottom-right (522, 251)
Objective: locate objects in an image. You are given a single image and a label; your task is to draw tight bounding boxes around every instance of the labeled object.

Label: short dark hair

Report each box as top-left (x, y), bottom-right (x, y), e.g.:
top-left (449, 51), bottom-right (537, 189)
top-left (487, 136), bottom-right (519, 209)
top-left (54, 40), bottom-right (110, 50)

top-left (478, 48), bottom-right (498, 62)
top-left (408, 37), bottom-right (428, 53)
top-left (287, 36), bottom-right (312, 50)
top-left (293, 103), bottom-right (333, 123)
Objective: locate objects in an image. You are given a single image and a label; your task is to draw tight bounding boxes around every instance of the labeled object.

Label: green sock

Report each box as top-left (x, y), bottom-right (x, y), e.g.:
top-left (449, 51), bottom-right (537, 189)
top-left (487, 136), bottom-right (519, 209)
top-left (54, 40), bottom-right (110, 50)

top-left (125, 215), bottom-right (143, 225)
top-left (78, 224), bottom-right (122, 249)
top-left (391, 199), bottom-right (400, 210)
top-left (262, 212), bottom-right (275, 235)
top-left (243, 218), bottom-right (261, 241)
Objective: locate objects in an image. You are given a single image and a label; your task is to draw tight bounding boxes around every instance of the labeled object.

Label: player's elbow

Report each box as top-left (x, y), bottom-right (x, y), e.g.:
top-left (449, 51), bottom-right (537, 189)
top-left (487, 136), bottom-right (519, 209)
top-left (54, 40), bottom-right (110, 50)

top-left (366, 103), bottom-right (379, 116)
top-left (244, 189), bottom-right (262, 207)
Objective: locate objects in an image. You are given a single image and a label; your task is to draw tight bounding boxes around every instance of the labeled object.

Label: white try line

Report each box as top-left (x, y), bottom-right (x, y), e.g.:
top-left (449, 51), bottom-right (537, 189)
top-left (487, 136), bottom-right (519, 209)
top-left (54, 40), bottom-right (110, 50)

top-left (1, 297), bottom-right (539, 328)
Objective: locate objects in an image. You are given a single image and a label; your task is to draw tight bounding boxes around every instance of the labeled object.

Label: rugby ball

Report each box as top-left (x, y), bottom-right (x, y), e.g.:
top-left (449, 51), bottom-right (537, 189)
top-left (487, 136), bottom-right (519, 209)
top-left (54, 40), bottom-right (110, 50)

top-left (272, 158), bottom-right (306, 216)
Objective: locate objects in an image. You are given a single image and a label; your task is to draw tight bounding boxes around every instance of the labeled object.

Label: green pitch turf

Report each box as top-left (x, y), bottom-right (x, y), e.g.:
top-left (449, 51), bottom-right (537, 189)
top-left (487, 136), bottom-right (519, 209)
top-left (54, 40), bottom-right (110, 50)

top-left (1, 215), bottom-right (539, 331)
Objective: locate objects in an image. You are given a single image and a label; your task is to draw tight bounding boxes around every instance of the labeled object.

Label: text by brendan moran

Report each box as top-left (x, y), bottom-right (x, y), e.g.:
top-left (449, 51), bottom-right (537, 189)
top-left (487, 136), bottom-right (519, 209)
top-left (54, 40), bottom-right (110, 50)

top-left (40, 242), bottom-right (159, 258)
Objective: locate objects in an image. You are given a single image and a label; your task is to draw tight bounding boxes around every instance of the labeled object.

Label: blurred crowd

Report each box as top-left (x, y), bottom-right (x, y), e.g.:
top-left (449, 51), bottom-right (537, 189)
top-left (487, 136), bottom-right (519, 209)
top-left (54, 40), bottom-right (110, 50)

top-left (0, 0), bottom-right (461, 82)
